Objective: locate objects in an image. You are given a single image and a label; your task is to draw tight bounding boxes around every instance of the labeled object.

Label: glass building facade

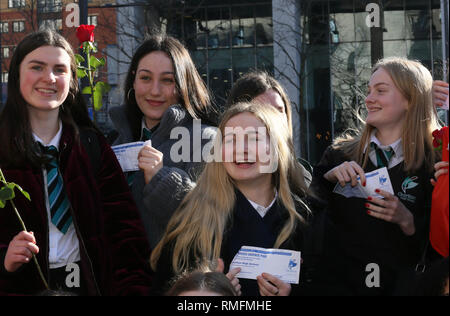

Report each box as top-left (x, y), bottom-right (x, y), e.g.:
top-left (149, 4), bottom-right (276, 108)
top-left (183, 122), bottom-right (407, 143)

top-left (2, 0), bottom-right (446, 165)
top-left (302, 0), bottom-right (445, 163)
top-left (163, 0), bottom-right (446, 164)
top-left (162, 0), bottom-right (274, 106)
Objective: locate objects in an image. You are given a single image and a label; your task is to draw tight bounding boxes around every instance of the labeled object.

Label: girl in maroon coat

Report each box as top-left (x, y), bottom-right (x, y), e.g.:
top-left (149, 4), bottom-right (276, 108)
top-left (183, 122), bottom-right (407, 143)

top-left (0, 30), bottom-right (152, 295)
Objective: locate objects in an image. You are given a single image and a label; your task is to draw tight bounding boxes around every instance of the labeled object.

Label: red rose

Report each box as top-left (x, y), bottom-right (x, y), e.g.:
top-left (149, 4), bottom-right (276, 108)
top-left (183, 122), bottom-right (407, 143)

top-left (432, 128), bottom-right (445, 151)
top-left (432, 129), bottom-right (440, 138)
top-left (76, 24), bottom-right (95, 43)
top-left (433, 138), bottom-right (441, 148)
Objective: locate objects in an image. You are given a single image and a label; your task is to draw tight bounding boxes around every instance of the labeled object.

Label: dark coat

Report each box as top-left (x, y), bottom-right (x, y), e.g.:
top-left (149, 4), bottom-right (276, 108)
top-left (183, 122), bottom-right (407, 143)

top-left (153, 189), bottom-right (308, 296)
top-left (0, 125), bottom-right (153, 296)
top-left (109, 104), bottom-right (217, 249)
top-left (310, 145), bottom-right (434, 295)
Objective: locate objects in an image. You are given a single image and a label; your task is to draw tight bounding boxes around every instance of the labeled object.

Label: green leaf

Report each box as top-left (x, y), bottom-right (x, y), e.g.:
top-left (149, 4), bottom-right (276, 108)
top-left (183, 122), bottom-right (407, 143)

top-left (0, 199), bottom-right (5, 208)
top-left (95, 81), bottom-right (111, 94)
top-left (82, 86), bottom-right (92, 95)
top-left (75, 54), bottom-right (85, 64)
top-left (77, 68), bottom-right (87, 79)
top-left (11, 183), bottom-right (30, 201)
top-left (93, 89), bottom-right (103, 111)
top-left (0, 183), bottom-right (30, 203)
top-left (90, 56), bottom-right (105, 70)
top-left (0, 186), bottom-right (15, 201)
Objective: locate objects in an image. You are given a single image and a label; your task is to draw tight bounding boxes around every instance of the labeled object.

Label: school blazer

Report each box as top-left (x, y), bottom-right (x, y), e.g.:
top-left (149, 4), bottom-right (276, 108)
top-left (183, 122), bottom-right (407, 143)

top-left (0, 125), bottom-right (152, 296)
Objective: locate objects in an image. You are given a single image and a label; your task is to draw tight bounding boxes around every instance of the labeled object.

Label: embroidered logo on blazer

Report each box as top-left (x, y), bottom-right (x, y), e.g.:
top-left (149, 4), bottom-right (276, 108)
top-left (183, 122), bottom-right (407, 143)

top-left (398, 176), bottom-right (419, 203)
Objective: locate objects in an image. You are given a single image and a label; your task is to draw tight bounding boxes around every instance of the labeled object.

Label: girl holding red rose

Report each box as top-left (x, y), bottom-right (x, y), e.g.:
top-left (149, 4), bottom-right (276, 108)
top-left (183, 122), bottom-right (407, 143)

top-left (0, 30), bottom-right (152, 295)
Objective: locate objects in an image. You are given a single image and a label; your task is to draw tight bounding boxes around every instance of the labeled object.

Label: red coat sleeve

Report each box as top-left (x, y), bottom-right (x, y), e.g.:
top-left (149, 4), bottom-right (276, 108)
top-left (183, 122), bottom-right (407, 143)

top-left (430, 126), bottom-right (449, 257)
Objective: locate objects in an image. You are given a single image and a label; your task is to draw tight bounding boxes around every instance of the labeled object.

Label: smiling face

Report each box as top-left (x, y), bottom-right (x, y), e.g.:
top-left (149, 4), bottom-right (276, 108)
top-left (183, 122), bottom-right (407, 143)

top-left (19, 45), bottom-right (72, 115)
top-left (365, 67), bottom-right (409, 131)
top-left (222, 112), bottom-right (274, 184)
top-left (133, 51), bottom-right (180, 129)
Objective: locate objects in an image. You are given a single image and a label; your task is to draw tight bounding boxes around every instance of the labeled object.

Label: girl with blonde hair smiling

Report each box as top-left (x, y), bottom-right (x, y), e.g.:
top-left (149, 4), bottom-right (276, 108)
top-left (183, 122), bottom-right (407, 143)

top-left (311, 57), bottom-right (442, 295)
top-left (150, 102), bottom-right (311, 296)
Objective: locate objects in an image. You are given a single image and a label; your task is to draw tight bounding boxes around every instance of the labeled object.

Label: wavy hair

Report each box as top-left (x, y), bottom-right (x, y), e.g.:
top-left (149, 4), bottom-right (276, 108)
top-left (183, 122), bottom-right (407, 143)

top-left (333, 57), bottom-right (442, 172)
top-left (150, 102), bottom-right (309, 274)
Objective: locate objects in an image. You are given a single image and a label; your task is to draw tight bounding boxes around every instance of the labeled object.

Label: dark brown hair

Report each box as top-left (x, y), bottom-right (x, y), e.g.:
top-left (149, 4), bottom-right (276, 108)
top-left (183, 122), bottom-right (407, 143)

top-left (226, 70), bottom-right (293, 134)
top-left (0, 29), bottom-right (95, 168)
top-left (123, 33), bottom-right (217, 140)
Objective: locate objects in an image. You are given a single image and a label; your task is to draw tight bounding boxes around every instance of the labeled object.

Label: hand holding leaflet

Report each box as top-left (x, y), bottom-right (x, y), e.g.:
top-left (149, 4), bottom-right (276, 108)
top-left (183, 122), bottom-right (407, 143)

top-left (111, 141), bottom-right (146, 172)
top-left (333, 167), bottom-right (394, 199)
top-left (229, 246), bottom-right (301, 284)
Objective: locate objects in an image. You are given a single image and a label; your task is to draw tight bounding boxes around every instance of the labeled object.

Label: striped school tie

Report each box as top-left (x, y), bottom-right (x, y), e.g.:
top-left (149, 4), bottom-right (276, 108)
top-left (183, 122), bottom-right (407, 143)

top-left (41, 145), bottom-right (72, 234)
top-left (370, 142), bottom-right (394, 168)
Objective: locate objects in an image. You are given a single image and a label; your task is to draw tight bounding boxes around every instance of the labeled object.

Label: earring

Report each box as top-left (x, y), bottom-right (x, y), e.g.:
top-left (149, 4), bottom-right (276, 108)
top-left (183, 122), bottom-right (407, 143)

top-left (127, 88), bottom-right (134, 101)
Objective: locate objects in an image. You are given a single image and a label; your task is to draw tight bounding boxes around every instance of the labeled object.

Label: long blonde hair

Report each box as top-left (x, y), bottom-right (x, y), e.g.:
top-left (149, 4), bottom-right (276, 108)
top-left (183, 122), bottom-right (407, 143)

top-left (150, 102), bottom-right (310, 274)
top-left (334, 57), bottom-right (442, 172)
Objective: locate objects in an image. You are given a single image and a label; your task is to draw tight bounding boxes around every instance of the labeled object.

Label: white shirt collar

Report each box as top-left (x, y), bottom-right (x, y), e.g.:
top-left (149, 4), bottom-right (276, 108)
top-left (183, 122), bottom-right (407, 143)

top-left (366, 130), bottom-right (404, 168)
top-left (247, 190), bottom-right (278, 218)
top-left (368, 130), bottom-right (403, 156)
top-left (32, 121), bottom-right (63, 150)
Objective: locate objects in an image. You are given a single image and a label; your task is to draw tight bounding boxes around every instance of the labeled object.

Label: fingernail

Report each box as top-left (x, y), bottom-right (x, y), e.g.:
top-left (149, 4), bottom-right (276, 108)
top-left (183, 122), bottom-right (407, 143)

top-left (375, 189), bottom-right (380, 193)
top-left (367, 196), bottom-right (372, 201)
top-left (365, 203), bottom-right (371, 208)
top-left (363, 182), bottom-right (366, 187)
top-left (366, 210), bottom-right (371, 215)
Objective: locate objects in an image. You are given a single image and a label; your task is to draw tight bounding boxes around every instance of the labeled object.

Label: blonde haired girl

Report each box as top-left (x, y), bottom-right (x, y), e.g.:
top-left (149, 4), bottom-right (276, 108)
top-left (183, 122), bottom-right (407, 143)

top-left (311, 57), bottom-right (442, 295)
top-left (151, 102), bottom-right (310, 296)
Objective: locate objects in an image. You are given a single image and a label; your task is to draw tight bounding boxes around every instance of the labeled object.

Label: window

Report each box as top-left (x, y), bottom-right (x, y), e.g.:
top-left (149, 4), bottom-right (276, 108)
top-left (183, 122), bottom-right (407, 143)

top-left (0, 22), bottom-right (8, 33)
top-left (8, 0), bottom-right (25, 8)
top-left (38, 0), bottom-right (62, 13)
top-left (1, 72), bottom-right (9, 83)
top-left (176, 3), bottom-right (274, 106)
top-left (12, 21), bottom-right (25, 33)
top-left (2, 47), bottom-right (9, 59)
top-left (40, 19), bottom-right (62, 31)
top-left (87, 15), bottom-right (98, 26)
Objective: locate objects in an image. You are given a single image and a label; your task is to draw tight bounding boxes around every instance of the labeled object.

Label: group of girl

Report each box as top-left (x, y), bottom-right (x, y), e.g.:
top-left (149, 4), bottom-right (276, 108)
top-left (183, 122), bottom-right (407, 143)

top-left (0, 29), bottom-right (447, 296)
